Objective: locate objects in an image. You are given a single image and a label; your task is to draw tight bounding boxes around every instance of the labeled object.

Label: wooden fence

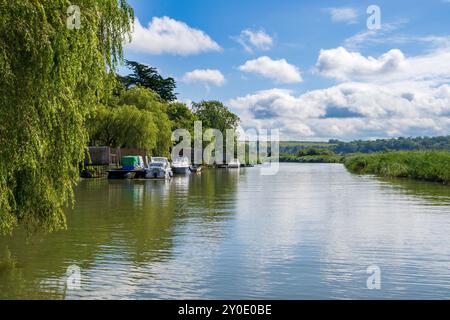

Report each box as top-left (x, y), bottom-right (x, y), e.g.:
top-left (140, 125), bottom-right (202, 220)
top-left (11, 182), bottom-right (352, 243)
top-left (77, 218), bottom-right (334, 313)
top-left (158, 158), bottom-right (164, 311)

top-left (84, 147), bottom-right (148, 168)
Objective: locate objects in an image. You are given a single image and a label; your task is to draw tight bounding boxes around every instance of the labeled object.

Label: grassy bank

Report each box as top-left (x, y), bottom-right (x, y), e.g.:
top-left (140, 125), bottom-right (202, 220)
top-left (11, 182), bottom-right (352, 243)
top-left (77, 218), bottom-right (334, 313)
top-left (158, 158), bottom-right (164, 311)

top-left (280, 154), bottom-right (343, 163)
top-left (279, 146), bottom-right (342, 163)
top-left (343, 151), bottom-right (450, 184)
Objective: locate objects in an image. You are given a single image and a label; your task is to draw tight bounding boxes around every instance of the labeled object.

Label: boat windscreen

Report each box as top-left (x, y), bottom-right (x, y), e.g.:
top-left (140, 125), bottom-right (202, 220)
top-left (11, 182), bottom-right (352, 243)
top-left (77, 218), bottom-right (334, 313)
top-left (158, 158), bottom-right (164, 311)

top-left (150, 163), bottom-right (164, 167)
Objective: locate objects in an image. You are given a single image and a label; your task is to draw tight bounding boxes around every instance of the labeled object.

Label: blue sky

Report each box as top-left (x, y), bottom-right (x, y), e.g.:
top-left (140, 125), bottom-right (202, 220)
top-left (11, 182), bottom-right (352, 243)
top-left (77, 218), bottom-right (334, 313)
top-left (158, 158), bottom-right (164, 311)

top-left (123, 0), bottom-right (450, 141)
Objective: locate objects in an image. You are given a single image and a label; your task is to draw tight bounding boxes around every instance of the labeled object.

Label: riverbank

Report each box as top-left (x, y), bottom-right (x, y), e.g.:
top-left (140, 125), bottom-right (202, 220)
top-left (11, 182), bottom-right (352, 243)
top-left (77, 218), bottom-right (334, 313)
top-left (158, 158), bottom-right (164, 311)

top-left (343, 151), bottom-right (450, 184)
top-left (279, 154), bottom-right (343, 163)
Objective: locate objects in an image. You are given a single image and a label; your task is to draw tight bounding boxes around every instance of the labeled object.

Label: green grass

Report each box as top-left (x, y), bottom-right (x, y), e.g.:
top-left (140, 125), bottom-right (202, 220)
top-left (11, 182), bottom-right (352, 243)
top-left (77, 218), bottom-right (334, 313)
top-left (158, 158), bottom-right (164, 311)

top-left (279, 142), bottom-right (337, 163)
top-left (279, 154), bottom-right (343, 163)
top-left (343, 151), bottom-right (450, 184)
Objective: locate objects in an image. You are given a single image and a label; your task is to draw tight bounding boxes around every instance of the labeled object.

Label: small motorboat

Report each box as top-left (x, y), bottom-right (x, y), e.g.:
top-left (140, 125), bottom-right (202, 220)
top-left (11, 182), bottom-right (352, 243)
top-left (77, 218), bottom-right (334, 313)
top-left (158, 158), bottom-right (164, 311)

top-left (144, 157), bottom-right (173, 179)
top-left (228, 159), bottom-right (241, 168)
top-left (172, 156), bottom-right (191, 174)
top-left (107, 155), bottom-right (145, 179)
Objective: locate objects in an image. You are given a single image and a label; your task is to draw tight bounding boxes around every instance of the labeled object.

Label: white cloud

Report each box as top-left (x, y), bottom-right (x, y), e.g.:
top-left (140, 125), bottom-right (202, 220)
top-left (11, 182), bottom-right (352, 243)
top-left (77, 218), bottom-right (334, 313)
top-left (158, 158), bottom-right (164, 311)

top-left (236, 29), bottom-right (274, 52)
top-left (238, 56), bottom-right (303, 83)
top-left (325, 7), bottom-right (359, 24)
top-left (231, 39), bottom-right (450, 140)
top-left (126, 17), bottom-right (221, 55)
top-left (316, 46), bottom-right (450, 83)
top-left (316, 47), bottom-right (407, 81)
top-left (230, 46), bottom-right (450, 140)
top-left (229, 83), bottom-right (450, 140)
top-left (341, 20), bottom-right (450, 51)
top-left (343, 21), bottom-right (406, 49)
top-left (230, 89), bottom-right (321, 120)
top-left (182, 69), bottom-right (226, 87)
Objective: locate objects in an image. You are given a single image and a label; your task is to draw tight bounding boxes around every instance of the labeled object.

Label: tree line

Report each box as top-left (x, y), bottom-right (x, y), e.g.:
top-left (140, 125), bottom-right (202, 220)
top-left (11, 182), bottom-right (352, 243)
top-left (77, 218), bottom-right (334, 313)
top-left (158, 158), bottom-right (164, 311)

top-left (88, 60), bottom-right (240, 158)
top-left (330, 136), bottom-right (450, 154)
top-left (280, 136), bottom-right (450, 158)
top-left (0, 2), bottom-right (239, 235)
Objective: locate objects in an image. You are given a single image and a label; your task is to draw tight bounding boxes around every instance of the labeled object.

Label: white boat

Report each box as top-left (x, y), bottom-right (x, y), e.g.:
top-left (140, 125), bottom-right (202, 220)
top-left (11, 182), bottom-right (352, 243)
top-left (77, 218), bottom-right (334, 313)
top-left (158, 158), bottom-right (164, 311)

top-left (172, 156), bottom-right (191, 174)
top-left (228, 159), bottom-right (241, 168)
top-left (145, 157), bottom-right (173, 179)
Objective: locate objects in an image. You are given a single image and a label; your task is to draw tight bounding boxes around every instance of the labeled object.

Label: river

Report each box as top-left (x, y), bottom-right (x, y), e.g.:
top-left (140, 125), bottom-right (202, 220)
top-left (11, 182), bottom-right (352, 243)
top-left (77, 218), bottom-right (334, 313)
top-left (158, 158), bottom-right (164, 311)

top-left (1, 163), bottom-right (450, 299)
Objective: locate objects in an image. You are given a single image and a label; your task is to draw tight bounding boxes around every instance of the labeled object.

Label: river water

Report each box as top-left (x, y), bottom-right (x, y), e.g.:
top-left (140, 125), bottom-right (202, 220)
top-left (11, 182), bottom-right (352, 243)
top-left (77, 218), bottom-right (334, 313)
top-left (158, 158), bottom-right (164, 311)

top-left (1, 163), bottom-right (450, 299)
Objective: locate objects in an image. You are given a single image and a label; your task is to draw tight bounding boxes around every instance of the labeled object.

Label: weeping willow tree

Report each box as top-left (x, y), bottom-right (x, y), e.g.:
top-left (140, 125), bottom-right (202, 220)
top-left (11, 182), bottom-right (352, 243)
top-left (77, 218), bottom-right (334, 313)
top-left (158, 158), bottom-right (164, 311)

top-left (0, 0), bottom-right (134, 234)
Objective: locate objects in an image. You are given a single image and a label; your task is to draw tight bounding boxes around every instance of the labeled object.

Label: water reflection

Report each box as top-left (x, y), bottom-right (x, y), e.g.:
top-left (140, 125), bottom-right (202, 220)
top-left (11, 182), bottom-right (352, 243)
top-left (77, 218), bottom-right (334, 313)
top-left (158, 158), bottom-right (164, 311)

top-left (380, 178), bottom-right (450, 206)
top-left (0, 169), bottom-right (240, 299)
top-left (0, 164), bottom-right (449, 299)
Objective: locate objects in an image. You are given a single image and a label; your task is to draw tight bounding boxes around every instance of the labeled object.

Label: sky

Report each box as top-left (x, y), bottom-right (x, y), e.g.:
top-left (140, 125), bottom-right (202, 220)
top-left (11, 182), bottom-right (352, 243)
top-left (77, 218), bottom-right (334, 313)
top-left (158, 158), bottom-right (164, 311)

top-left (123, 0), bottom-right (450, 141)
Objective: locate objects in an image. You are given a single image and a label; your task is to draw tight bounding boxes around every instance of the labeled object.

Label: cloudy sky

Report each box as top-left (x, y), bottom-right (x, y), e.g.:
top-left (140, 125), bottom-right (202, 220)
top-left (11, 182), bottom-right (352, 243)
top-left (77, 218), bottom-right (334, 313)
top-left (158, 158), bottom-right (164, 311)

top-left (124, 0), bottom-right (450, 141)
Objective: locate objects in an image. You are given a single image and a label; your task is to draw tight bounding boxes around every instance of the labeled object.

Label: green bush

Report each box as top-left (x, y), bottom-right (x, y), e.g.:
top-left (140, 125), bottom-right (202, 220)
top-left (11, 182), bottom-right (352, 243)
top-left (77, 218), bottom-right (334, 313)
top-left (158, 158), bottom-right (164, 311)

top-left (343, 151), bottom-right (450, 184)
top-left (297, 147), bottom-right (333, 157)
top-left (279, 154), bottom-right (343, 163)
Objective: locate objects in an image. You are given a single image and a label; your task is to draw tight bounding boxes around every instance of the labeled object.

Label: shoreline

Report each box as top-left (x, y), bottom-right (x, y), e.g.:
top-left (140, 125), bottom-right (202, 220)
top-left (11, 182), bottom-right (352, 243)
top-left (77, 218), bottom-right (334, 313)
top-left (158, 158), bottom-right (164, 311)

top-left (343, 151), bottom-right (450, 185)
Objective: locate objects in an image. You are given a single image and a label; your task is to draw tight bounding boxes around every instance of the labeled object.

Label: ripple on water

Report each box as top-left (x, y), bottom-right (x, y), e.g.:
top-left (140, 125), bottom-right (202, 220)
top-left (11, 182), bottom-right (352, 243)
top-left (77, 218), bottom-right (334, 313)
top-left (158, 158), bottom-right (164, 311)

top-left (1, 164), bottom-right (450, 299)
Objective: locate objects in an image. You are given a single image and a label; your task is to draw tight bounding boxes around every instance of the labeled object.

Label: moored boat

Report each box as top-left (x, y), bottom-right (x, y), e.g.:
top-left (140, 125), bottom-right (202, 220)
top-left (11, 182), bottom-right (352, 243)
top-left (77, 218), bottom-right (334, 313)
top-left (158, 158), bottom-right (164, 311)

top-left (145, 157), bottom-right (173, 179)
top-left (107, 155), bottom-right (145, 179)
top-left (172, 156), bottom-right (191, 174)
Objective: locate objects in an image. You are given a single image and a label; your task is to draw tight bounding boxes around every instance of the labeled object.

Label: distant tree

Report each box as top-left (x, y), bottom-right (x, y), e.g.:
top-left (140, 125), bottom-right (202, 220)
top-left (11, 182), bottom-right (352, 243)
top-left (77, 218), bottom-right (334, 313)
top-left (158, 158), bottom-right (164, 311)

top-left (332, 136), bottom-right (450, 154)
top-left (88, 87), bottom-right (173, 157)
top-left (120, 61), bottom-right (177, 101)
top-left (167, 102), bottom-right (197, 132)
top-left (118, 87), bottom-right (173, 156)
top-left (88, 104), bottom-right (158, 151)
top-left (298, 148), bottom-right (333, 157)
top-left (193, 101), bottom-right (240, 133)
top-left (193, 101), bottom-right (240, 163)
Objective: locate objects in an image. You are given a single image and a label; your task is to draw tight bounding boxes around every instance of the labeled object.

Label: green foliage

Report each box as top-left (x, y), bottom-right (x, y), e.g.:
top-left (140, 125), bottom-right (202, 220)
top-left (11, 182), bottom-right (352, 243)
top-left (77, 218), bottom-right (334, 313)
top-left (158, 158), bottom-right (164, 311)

top-left (279, 141), bottom-right (333, 156)
top-left (332, 136), bottom-right (450, 154)
top-left (193, 101), bottom-right (240, 133)
top-left (118, 87), bottom-right (172, 156)
top-left (281, 141), bottom-right (332, 147)
top-left (280, 154), bottom-right (343, 163)
top-left (0, 0), bottom-right (133, 234)
top-left (88, 89), bottom-right (242, 163)
top-left (88, 104), bottom-right (158, 151)
top-left (279, 144), bottom-right (339, 163)
top-left (119, 60), bottom-right (177, 101)
top-left (192, 100), bottom-right (240, 163)
top-left (297, 147), bottom-right (333, 157)
top-left (167, 102), bottom-right (197, 133)
top-left (280, 137), bottom-right (450, 167)
top-left (344, 151), bottom-right (450, 184)
top-left (88, 87), bottom-right (173, 157)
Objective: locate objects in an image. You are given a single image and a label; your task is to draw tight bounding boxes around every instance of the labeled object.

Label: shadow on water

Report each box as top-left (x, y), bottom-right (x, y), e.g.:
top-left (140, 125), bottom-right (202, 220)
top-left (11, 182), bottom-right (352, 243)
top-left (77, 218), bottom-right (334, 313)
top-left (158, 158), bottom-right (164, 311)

top-left (0, 169), bottom-right (239, 299)
top-left (376, 177), bottom-right (450, 206)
